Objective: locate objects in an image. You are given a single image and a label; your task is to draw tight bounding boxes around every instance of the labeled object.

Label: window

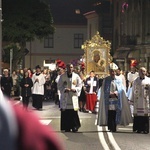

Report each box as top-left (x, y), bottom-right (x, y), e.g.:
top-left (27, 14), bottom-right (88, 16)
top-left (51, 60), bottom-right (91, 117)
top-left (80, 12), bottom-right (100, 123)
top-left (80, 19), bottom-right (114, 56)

top-left (74, 34), bottom-right (84, 48)
top-left (44, 34), bottom-right (54, 48)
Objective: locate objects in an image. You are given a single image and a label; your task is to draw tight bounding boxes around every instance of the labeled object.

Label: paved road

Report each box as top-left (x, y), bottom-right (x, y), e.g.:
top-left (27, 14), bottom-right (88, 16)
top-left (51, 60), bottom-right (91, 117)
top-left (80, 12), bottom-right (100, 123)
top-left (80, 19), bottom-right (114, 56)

top-left (15, 100), bottom-right (150, 150)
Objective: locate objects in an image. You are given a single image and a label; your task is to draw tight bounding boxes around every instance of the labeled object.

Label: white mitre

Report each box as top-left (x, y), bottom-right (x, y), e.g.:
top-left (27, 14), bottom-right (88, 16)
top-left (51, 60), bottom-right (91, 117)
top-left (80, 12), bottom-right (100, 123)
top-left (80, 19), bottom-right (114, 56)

top-left (109, 62), bottom-right (118, 70)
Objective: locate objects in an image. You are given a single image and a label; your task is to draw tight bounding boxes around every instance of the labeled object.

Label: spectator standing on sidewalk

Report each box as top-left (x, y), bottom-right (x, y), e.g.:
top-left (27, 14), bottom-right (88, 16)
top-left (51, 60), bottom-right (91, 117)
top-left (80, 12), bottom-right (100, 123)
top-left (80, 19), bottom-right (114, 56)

top-left (43, 69), bottom-right (51, 101)
top-left (16, 69), bottom-right (24, 97)
top-left (50, 69), bottom-right (58, 102)
top-left (57, 63), bottom-right (82, 132)
top-left (32, 65), bottom-right (45, 110)
top-left (78, 64), bottom-right (87, 112)
top-left (20, 71), bottom-right (33, 109)
top-left (1, 69), bottom-right (13, 98)
top-left (55, 63), bottom-right (66, 105)
top-left (28, 68), bottom-right (33, 78)
top-left (12, 70), bottom-right (19, 96)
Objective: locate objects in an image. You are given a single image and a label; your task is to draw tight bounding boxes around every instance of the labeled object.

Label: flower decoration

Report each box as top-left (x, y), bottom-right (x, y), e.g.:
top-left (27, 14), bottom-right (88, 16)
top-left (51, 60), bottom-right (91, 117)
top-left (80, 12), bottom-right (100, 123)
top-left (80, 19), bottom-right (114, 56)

top-left (122, 2), bottom-right (129, 13)
top-left (70, 58), bottom-right (85, 71)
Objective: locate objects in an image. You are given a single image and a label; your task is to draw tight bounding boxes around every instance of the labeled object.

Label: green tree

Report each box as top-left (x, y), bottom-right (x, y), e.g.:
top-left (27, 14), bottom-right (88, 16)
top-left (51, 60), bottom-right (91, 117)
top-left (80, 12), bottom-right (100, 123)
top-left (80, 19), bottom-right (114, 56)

top-left (3, 44), bottom-right (21, 64)
top-left (2, 0), bottom-right (54, 69)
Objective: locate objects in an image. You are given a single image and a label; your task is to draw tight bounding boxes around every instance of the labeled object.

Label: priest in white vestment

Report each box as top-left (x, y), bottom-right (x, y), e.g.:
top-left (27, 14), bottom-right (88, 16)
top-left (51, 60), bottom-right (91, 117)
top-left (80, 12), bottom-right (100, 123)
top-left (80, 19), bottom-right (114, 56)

top-left (129, 67), bottom-right (150, 134)
top-left (32, 65), bottom-right (45, 110)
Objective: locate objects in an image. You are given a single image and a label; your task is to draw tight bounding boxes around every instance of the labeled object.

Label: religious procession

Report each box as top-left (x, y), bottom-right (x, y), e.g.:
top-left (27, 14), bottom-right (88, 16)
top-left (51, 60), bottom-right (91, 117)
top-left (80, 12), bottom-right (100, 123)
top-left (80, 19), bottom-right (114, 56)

top-left (1, 58), bottom-right (150, 135)
top-left (1, 34), bottom-right (150, 140)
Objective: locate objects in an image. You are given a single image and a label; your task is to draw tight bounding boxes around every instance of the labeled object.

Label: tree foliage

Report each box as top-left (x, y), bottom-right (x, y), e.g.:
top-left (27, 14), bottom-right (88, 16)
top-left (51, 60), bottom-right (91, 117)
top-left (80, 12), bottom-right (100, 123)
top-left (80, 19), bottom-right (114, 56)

top-left (3, 44), bottom-right (20, 63)
top-left (2, 0), bottom-right (54, 43)
top-left (2, 44), bottom-right (25, 70)
top-left (2, 0), bottom-right (55, 68)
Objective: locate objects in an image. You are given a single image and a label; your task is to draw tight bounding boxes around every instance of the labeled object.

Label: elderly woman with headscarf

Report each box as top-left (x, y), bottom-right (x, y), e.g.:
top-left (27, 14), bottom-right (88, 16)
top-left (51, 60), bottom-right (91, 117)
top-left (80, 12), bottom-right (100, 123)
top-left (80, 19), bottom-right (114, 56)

top-left (1, 69), bottom-right (13, 98)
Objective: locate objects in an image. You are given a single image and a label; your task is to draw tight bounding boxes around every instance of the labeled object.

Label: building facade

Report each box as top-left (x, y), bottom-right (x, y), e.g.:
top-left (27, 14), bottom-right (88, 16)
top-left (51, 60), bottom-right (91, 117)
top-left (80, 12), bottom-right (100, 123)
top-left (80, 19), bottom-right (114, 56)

top-left (112, 0), bottom-right (150, 72)
top-left (24, 0), bottom-right (93, 69)
top-left (25, 25), bottom-right (87, 69)
top-left (25, 0), bottom-right (150, 72)
top-left (24, 0), bottom-right (114, 70)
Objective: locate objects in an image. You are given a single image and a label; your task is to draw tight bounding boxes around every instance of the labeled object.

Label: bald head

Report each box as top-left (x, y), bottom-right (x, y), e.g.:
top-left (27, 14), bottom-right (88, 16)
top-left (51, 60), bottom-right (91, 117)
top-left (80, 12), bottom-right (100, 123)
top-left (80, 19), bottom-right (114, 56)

top-left (139, 67), bottom-right (147, 78)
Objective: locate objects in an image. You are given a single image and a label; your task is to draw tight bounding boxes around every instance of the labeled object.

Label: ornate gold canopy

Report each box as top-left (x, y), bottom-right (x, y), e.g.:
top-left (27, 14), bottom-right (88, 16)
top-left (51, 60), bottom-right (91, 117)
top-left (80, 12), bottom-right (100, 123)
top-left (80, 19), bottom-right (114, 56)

top-left (81, 31), bottom-right (112, 78)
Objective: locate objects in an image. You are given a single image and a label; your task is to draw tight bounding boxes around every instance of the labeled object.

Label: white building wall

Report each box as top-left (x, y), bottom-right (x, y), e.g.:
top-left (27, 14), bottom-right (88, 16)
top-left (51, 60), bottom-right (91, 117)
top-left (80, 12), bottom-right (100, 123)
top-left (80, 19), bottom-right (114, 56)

top-left (25, 25), bottom-right (87, 69)
top-left (84, 11), bottom-right (99, 40)
top-left (87, 18), bottom-right (99, 39)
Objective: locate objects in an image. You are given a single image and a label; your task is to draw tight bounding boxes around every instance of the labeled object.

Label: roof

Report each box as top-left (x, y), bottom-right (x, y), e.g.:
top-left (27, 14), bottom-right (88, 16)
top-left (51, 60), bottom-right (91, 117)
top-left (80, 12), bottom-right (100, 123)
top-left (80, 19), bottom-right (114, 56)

top-left (49, 0), bottom-right (96, 25)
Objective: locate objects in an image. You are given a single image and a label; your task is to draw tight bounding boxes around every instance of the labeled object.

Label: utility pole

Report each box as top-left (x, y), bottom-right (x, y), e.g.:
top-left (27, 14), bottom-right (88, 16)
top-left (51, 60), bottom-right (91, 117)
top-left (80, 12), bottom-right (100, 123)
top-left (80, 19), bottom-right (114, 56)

top-left (10, 49), bottom-right (13, 76)
top-left (0, 0), bottom-right (2, 75)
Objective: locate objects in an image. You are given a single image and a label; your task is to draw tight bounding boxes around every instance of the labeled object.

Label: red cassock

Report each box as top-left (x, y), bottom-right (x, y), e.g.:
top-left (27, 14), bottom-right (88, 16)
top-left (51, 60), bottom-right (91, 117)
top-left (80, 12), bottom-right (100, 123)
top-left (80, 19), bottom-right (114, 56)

top-left (86, 93), bottom-right (97, 111)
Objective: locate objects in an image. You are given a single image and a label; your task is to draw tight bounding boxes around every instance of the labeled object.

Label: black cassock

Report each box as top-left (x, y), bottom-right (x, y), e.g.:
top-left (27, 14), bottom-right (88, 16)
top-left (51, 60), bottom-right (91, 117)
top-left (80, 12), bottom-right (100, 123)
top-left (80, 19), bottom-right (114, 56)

top-left (61, 109), bottom-right (81, 132)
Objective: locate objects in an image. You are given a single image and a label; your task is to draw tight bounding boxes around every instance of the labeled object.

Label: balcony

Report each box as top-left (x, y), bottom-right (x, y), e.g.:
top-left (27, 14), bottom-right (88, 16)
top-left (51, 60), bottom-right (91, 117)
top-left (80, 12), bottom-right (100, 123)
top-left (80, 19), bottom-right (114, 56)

top-left (120, 34), bottom-right (150, 46)
top-left (120, 35), bottom-right (137, 46)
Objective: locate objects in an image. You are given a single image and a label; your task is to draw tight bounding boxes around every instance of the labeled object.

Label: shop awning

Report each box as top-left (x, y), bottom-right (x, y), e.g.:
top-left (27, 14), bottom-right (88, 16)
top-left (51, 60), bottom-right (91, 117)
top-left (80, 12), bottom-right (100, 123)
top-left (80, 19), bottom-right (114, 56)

top-left (113, 49), bottom-right (140, 59)
top-left (128, 50), bottom-right (140, 59)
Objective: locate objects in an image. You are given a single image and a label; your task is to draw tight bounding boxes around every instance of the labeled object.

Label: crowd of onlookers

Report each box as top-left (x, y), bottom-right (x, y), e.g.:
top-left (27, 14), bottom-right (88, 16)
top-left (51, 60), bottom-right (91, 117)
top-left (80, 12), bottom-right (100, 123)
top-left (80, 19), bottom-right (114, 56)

top-left (0, 67), bottom-right (58, 100)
